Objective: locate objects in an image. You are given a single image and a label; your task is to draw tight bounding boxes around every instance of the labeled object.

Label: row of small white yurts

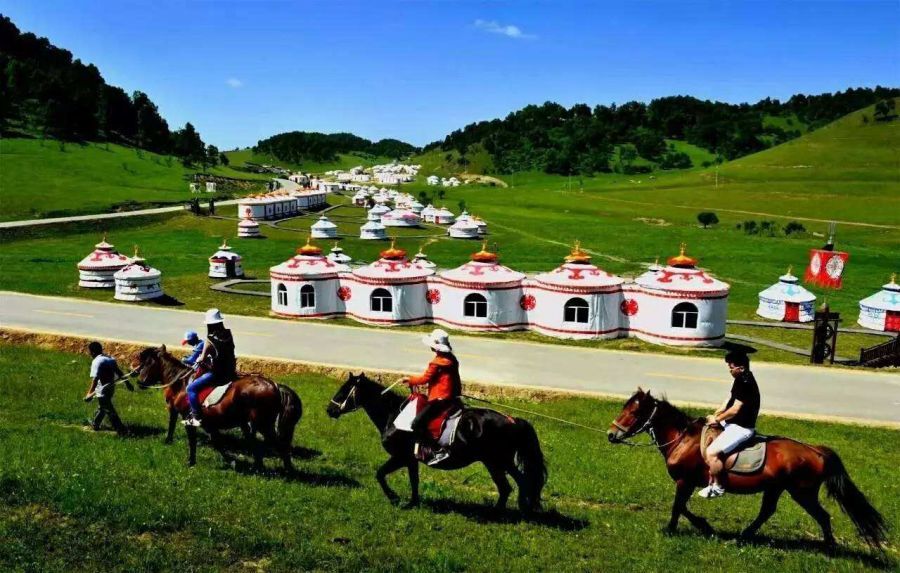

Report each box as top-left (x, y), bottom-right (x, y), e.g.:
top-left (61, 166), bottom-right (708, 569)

top-left (323, 163), bottom-right (420, 185)
top-left (756, 268), bottom-right (900, 331)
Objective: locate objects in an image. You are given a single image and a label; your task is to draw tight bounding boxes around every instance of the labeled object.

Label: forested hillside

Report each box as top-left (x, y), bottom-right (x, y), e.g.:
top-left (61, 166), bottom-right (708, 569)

top-left (426, 88), bottom-right (900, 175)
top-left (253, 131), bottom-right (417, 165)
top-left (0, 15), bottom-right (220, 169)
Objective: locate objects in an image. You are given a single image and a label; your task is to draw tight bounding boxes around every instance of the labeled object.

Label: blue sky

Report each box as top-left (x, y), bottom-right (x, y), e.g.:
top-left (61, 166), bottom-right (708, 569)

top-left (2, 1), bottom-right (897, 149)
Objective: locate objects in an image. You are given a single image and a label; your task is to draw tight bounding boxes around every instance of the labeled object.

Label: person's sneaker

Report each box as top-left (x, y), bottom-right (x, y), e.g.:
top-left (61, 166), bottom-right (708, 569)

top-left (414, 442), bottom-right (431, 462)
top-left (426, 450), bottom-right (450, 467)
top-left (697, 484), bottom-right (726, 499)
top-left (183, 414), bottom-right (201, 427)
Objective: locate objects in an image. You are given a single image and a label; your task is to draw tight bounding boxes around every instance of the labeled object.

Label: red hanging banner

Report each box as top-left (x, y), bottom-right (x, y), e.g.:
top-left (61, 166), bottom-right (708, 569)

top-left (805, 249), bottom-right (849, 289)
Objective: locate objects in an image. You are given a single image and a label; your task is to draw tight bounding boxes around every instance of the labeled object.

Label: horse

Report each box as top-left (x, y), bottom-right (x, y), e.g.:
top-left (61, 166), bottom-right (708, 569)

top-left (132, 345), bottom-right (303, 470)
top-left (326, 373), bottom-right (547, 512)
top-left (607, 388), bottom-right (887, 549)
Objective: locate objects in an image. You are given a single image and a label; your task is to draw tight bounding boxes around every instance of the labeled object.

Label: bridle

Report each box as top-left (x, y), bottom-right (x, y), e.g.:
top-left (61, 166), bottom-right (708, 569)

top-left (612, 400), bottom-right (686, 449)
top-left (135, 352), bottom-right (193, 390)
top-left (330, 384), bottom-right (360, 414)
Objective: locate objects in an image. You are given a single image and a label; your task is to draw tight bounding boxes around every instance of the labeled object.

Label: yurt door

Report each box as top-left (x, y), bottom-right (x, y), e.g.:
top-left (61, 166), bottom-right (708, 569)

top-left (886, 311), bottom-right (900, 332)
top-left (784, 302), bottom-right (800, 322)
top-left (225, 259), bottom-right (236, 277)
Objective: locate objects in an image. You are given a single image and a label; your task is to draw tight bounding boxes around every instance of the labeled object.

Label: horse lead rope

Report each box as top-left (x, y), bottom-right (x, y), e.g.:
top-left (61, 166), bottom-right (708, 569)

top-left (462, 394), bottom-right (610, 434)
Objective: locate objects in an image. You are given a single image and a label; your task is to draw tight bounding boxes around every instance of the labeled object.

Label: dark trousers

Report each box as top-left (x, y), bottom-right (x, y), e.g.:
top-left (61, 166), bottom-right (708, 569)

top-left (93, 394), bottom-right (125, 433)
top-left (411, 399), bottom-right (455, 443)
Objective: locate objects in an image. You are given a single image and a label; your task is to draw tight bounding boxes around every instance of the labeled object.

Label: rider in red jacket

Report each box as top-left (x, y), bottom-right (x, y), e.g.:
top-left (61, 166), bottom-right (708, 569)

top-left (403, 329), bottom-right (461, 465)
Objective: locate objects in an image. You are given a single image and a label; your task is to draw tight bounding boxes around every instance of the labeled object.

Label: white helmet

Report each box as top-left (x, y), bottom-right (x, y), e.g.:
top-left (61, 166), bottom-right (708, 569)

top-left (204, 308), bottom-right (224, 325)
top-left (421, 328), bottom-right (452, 353)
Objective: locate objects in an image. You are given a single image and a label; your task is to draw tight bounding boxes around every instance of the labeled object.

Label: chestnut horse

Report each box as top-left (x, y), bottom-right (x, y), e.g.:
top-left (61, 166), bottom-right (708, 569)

top-left (132, 345), bottom-right (303, 470)
top-left (326, 373), bottom-right (547, 512)
top-left (608, 389), bottom-right (886, 549)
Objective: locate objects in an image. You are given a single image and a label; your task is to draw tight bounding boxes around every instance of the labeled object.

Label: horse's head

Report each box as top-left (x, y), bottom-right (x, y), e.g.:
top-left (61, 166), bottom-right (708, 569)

top-left (608, 387), bottom-right (658, 444)
top-left (132, 345), bottom-right (168, 389)
top-left (327, 372), bottom-right (373, 418)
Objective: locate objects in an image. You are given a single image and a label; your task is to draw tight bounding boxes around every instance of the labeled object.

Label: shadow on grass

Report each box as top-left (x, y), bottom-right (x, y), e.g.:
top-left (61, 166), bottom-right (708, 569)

top-left (206, 432), bottom-right (322, 461)
top-left (225, 457), bottom-right (361, 488)
top-left (666, 528), bottom-right (894, 569)
top-left (423, 499), bottom-right (589, 531)
top-left (121, 423), bottom-right (166, 439)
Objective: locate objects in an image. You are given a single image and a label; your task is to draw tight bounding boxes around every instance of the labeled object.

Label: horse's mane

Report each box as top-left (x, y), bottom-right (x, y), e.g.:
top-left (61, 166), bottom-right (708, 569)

top-left (653, 395), bottom-right (700, 431)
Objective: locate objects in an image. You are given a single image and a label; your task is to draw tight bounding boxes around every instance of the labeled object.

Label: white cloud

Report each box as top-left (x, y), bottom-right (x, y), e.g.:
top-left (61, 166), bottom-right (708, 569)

top-left (474, 19), bottom-right (535, 40)
top-left (225, 78), bottom-right (244, 89)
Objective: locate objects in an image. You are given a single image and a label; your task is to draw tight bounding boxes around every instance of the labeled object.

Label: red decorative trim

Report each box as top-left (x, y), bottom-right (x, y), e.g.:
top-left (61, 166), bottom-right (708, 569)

top-left (528, 282), bottom-right (622, 295)
top-left (623, 286), bottom-right (728, 300)
top-left (342, 275), bottom-right (430, 287)
top-left (426, 289), bottom-right (441, 304)
top-left (270, 273), bottom-right (341, 282)
top-left (629, 328), bottom-right (725, 342)
top-left (337, 286), bottom-right (352, 301)
top-left (620, 299), bottom-right (639, 316)
top-left (530, 323), bottom-right (620, 336)
top-left (519, 294), bottom-right (536, 311)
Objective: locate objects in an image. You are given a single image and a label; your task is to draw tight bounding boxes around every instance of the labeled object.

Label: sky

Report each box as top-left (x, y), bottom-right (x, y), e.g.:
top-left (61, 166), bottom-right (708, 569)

top-left (2, 1), bottom-right (898, 149)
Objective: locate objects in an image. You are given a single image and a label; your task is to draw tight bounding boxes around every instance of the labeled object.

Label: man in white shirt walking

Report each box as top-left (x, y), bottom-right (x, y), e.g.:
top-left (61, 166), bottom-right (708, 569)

top-left (84, 341), bottom-right (133, 435)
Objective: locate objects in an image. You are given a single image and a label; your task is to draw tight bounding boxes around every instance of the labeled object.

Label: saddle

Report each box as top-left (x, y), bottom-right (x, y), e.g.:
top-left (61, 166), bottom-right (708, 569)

top-left (200, 382), bottom-right (233, 408)
top-left (700, 424), bottom-right (767, 474)
top-left (394, 394), bottom-right (463, 447)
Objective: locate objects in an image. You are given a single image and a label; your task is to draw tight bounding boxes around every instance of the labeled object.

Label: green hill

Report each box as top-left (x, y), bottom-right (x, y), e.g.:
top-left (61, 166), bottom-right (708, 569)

top-left (0, 138), bottom-right (268, 221)
top-left (225, 148), bottom-right (395, 174)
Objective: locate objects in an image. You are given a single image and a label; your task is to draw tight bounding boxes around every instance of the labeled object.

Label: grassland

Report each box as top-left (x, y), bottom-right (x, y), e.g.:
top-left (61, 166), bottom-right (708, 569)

top-left (0, 341), bottom-right (897, 572)
top-left (0, 138), bottom-right (269, 222)
top-left (225, 148), bottom-right (396, 174)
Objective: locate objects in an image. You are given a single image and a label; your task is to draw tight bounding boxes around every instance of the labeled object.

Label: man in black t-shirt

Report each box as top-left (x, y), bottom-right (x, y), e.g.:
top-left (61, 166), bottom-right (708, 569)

top-left (698, 351), bottom-right (761, 499)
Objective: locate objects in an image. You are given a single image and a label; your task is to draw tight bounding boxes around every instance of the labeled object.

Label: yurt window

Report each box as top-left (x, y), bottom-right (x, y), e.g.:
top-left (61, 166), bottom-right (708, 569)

top-left (371, 288), bottom-right (393, 313)
top-left (277, 283), bottom-right (288, 306)
top-left (300, 284), bottom-right (315, 309)
top-left (464, 293), bottom-right (488, 318)
top-left (671, 302), bottom-right (699, 328)
top-left (564, 298), bottom-right (589, 323)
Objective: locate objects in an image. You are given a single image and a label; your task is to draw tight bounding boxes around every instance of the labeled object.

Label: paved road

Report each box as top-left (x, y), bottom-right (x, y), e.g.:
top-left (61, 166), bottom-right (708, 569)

top-left (0, 200), bottom-right (242, 229)
top-left (1, 292), bottom-right (898, 427)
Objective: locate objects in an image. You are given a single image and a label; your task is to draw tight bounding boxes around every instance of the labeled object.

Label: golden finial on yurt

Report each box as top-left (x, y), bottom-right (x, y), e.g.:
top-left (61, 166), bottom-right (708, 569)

top-left (472, 239), bottom-right (498, 263)
top-left (787, 264), bottom-right (793, 276)
top-left (297, 234), bottom-right (321, 256)
top-left (133, 245), bottom-right (140, 258)
top-left (667, 242), bottom-right (697, 267)
top-left (891, 273), bottom-right (897, 285)
top-left (564, 239), bottom-right (592, 264)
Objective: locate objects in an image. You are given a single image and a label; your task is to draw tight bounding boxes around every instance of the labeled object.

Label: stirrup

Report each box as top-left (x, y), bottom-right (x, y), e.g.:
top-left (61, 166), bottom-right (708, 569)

top-left (183, 414), bottom-right (202, 427)
top-left (426, 450), bottom-right (450, 467)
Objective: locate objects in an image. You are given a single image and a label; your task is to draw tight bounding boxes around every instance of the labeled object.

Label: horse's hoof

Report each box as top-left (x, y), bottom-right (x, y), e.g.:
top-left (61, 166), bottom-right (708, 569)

top-left (164, 439), bottom-right (173, 445)
top-left (387, 496), bottom-right (401, 506)
top-left (400, 500), bottom-right (420, 510)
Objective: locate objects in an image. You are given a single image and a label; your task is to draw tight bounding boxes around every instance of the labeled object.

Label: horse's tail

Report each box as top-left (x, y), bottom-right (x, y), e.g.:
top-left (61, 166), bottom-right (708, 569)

top-left (276, 384), bottom-right (303, 448)
top-left (513, 419), bottom-right (547, 513)
top-left (820, 446), bottom-right (887, 547)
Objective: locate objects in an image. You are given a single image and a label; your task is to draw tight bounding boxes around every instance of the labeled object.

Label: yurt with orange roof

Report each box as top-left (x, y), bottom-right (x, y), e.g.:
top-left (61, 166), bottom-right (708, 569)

top-left (269, 237), bottom-right (349, 319)
top-left (527, 242), bottom-right (625, 339)
top-left (626, 244), bottom-right (729, 346)
top-left (757, 267), bottom-right (815, 323)
top-left (77, 235), bottom-right (130, 288)
top-left (344, 241), bottom-right (435, 325)
top-left (432, 242), bottom-right (527, 331)
top-left (858, 274), bottom-right (900, 332)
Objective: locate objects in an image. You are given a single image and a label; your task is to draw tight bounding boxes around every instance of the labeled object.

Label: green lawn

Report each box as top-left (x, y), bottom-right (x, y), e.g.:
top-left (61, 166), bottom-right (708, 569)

top-left (0, 342), bottom-right (896, 572)
top-left (0, 138), bottom-right (269, 221)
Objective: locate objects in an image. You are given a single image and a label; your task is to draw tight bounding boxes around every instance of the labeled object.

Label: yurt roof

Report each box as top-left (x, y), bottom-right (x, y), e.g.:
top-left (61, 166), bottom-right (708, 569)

top-left (114, 250), bottom-right (161, 280)
top-left (758, 267), bottom-right (815, 303)
top-left (370, 204), bottom-right (391, 215)
top-left (311, 215), bottom-right (337, 229)
top-left (352, 241), bottom-right (435, 282)
top-left (383, 209), bottom-right (420, 221)
top-left (439, 242), bottom-right (524, 287)
top-left (238, 218), bottom-right (259, 228)
top-left (449, 219), bottom-right (479, 231)
top-left (635, 244), bottom-right (729, 294)
top-left (435, 207), bottom-right (455, 217)
top-left (209, 239), bottom-right (242, 262)
top-left (77, 235), bottom-right (130, 270)
top-left (270, 238), bottom-right (348, 278)
top-left (361, 220), bottom-right (386, 231)
top-left (534, 242), bottom-right (623, 290)
top-left (859, 274), bottom-right (900, 312)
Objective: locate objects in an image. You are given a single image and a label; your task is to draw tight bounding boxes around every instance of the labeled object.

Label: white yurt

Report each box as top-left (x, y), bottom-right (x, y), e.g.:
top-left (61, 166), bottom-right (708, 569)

top-left (237, 218), bottom-right (261, 238)
top-left (434, 207), bottom-right (456, 225)
top-left (433, 243), bottom-right (527, 331)
top-left (382, 209), bottom-right (421, 227)
top-left (77, 235), bottom-right (129, 288)
top-left (858, 274), bottom-right (900, 332)
top-left (114, 249), bottom-right (164, 301)
top-left (360, 220), bottom-right (387, 240)
top-left (410, 200), bottom-right (425, 214)
top-left (420, 204), bottom-right (437, 223)
top-left (327, 242), bottom-right (352, 265)
top-left (311, 215), bottom-right (338, 239)
top-left (344, 241), bottom-right (435, 325)
top-left (208, 239), bottom-right (244, 279)
top-left (756, 267), bottom-right (815, 323)
top-left (352, 191), bottom-right (369, 206)
top-left (448, 219), bottom-right (480, 239)
top-left (369, 203), bottom-right (391, 221)
top-left (528, 242), bottom-right (625, 339)
top-left (472, 216), bottom-right (488, 235)
top-left (628, 244), bottom-right (729, 347)
top-left (412, 248), bottom-right (436, 269)
top-left (270, 238), bottom-right (350, 319)
top-left (456, 211), bottom-right (472, 224)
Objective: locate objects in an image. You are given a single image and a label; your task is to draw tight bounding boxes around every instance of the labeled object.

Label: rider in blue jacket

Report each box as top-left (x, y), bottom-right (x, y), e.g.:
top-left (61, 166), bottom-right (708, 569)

top-left (181, 330), bottom-right (205, 367)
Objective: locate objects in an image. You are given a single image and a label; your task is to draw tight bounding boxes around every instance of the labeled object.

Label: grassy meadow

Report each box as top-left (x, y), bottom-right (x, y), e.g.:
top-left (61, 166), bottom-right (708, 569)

top-left (0, 341), bottom-right (897, 572)
top-left (0, 138), bottom-right (269, 222)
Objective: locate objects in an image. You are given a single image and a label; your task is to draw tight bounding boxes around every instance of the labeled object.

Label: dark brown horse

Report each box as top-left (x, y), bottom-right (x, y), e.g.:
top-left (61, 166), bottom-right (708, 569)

top-left (326, 373), bottom-right (547, 512)
top-left (608, 389), bottom-right (886, 549)
top-left (132, 345), bottom-right (303, 470)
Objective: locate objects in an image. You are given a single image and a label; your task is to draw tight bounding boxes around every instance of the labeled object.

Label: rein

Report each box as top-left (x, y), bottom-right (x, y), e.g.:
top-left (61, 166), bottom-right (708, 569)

top-left (613, 403), bottom-right (688, 449)
top-left (140, 363), bottom-right (193, 390)
top-left (462, 394), bottom-right (610, 434)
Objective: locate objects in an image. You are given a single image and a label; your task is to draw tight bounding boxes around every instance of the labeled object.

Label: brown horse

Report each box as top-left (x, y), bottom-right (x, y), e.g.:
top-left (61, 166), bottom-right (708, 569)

top-left (132, 345), bottom-right (303, 470)
top-left (608, 389), bottom-right (887, 549)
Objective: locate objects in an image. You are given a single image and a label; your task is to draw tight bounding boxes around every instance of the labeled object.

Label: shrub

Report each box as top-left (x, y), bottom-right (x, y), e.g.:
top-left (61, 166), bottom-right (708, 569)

top-left (743, 220), bottom-right (759, 235)
top-left (759, 220), bottom-right (778, 236)
top-left (784, 221), bottom-right (806, 236)
top-left (697, 212), bottom-right (719, 228)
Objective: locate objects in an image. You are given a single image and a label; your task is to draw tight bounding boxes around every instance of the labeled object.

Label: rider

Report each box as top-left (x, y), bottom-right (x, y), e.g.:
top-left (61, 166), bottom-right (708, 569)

top-left (181, 330), bottom-right (205, 367)
top-left (183, 309), bottom-right (237, 427)
top-left (402, 328), bottom-right (462, 466)
top-left (698, 350), bottom-right (761, 499)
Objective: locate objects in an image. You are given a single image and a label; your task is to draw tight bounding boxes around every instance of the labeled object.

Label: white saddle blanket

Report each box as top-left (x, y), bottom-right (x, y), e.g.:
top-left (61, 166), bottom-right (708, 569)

top-left (392, 400), bottom-right (462, 447)
top-left (202, 383), bottom-right (233, 407)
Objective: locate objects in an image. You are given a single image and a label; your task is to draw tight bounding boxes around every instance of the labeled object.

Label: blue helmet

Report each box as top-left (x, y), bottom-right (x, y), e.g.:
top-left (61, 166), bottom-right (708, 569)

top-left (182, 330), bottom-right (199, 345)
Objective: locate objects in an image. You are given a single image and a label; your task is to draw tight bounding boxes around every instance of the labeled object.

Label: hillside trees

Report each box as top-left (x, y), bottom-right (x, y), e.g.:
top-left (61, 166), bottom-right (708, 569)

top-left (254, 132), bottom-right (418, 164)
